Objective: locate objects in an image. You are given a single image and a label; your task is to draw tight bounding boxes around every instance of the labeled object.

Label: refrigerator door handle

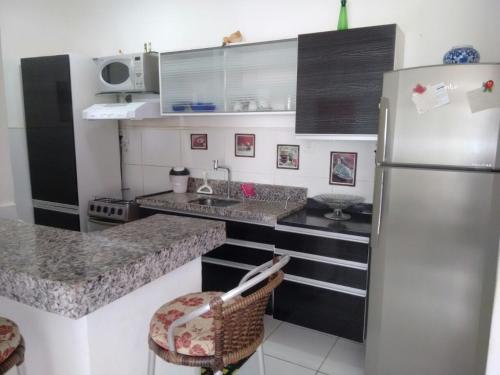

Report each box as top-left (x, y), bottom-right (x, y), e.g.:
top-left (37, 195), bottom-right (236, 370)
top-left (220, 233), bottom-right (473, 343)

top-left (377, 97), bottom-right (389, 165)
top-left (374, 168), bottom-right (385, 245)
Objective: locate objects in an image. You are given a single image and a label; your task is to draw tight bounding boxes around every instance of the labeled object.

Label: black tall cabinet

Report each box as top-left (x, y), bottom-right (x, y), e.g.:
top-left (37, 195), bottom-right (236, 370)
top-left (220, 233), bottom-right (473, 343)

top-left (295, 24), bottom-right (403, 136)
top-left (22, 55), bottom-right (80, 230)
top-left (21, 55), bottom-right (121, 231)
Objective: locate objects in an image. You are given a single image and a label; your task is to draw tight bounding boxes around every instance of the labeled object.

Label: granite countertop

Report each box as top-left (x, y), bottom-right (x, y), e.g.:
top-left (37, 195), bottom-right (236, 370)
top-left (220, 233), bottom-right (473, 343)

top-left (0, 214), bottom-right (226, 319)
top-left (137, 192), bottom-right (305, 226)
top-left (137, 178), bottom-right (308, 226)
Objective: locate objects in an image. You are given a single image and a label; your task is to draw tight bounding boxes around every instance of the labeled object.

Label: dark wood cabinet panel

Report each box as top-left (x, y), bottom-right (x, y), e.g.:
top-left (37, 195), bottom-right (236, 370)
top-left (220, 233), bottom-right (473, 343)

top-left (204, 243), bottom-right (273, 266)
top-left (21, 54), bottom-right (80, 206)
top-left (274, 281), bottom-right (365, 342)
top-left (21, 55), bottom-right (74, 129)
top-left (279, 256), bottom-right (367, 290)
top-left (296, 24), bottom-right (398, 135)
top-left (34, 208), bottom-right (80, 231)
top-left (226, 221), bottom-right (275, 244)
top-left (275, 230), bottom-right (369, 263)
top-left (202, 262), bottom-right (247, 292)
top-left (26, 128), bottom-right (79, 205)
top-left (202, 262), bottom-right (273, 315)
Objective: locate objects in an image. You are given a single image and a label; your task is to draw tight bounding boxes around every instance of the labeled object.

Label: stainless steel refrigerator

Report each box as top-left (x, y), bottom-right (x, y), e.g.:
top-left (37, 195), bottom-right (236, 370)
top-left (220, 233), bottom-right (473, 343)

top-left (366, 64), bottom-right (500, 375)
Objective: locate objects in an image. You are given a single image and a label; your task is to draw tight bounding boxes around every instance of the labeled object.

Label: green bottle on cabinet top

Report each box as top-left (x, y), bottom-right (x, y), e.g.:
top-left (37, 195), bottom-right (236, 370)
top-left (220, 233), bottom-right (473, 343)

top-left (337, 0), bottom-right (348, 30)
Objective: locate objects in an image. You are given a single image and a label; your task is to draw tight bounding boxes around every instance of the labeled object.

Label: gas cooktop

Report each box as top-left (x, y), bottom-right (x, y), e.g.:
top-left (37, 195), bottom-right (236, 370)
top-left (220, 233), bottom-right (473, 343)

top-left (88, 197), bottom-right (139, 222)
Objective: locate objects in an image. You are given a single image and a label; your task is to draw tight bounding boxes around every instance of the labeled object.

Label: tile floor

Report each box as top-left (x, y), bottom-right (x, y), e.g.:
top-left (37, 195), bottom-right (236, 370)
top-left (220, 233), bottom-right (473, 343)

top-left (238, 315), bottom-right (365, 375)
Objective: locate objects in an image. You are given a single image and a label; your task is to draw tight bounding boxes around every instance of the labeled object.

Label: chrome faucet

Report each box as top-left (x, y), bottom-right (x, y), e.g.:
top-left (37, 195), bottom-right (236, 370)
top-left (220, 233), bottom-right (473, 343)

top-left (213, 160), bottom-right (231, 199)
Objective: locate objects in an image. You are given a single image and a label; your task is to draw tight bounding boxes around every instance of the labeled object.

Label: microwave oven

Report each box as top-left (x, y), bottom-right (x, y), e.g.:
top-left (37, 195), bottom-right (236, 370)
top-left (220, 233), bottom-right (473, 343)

top-left (94, 53), bottom-right (159, 93)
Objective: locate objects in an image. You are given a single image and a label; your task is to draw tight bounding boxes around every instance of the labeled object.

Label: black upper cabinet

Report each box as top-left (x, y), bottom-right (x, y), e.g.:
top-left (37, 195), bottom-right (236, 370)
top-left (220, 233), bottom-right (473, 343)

top-left (21, 55), bottom-right (74, 129)
top-left (21, 55), bottom-right (79, 205)
top-left (295, 24), bottom-right (401, 135)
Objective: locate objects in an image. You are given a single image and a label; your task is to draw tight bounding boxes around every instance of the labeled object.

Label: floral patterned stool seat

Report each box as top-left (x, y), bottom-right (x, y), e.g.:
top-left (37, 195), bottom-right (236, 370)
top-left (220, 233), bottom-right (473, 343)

top-left (150, 291), bottom-right (227, 357)
top-left (147, 256), bottom-right (288, 375)
top-left (0, 317), bottom-right (26, 375)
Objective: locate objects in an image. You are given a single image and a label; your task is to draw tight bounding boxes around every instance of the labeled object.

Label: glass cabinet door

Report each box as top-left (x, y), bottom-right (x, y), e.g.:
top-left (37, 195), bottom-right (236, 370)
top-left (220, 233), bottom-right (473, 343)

top-left (160, 39), bottom-right (298, 114)
top-left (225, 39), bottom-right (297, 113)
top-left (161, 48), bottom-right (225, 114)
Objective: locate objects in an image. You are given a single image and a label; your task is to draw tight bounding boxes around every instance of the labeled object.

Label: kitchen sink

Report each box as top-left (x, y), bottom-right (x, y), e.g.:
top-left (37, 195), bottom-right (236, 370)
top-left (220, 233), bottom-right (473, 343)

top-left (188, 197), bottom-right (241, 207)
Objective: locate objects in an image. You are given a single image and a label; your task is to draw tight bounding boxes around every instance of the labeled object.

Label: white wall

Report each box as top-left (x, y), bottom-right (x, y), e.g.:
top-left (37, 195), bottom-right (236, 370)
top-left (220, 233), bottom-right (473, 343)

top-left (0, 30), bottom-right (17, 219)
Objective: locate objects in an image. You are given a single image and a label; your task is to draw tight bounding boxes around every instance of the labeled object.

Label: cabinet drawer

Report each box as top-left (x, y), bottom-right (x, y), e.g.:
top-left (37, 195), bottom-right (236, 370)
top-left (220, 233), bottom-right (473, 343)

top-left (34, 208), bottom-right (80, 231)
top-left (205, 241), bottom-right (273, 266)
top-left (226, 221), bottom-right (275, 244)
top-left (275, 250), bottom-right (367, 290)
top-left (275, 227), bottom-right (369, 263)
top-left (202, 261), bottom-right (248, 292)
top-left (202, 261), bottom-right (273, 315)
top-left (274, 280), bottom-right (365, 342)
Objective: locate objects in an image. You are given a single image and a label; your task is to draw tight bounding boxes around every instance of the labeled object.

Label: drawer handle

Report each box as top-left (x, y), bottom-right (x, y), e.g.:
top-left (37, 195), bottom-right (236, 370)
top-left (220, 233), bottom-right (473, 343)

top-left (283, 273), bottom-right (366, 297)
top-left (275, 224), bottom-right (370, 244)
top-left (275, 248), bottom-right (367, 270)
top-left (225, 238), bottom-right (275, 252)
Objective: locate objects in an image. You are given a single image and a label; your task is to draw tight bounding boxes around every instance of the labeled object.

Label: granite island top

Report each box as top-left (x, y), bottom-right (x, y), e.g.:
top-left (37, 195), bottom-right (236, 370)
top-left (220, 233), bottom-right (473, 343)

top-left (0, 214), bottom-right (226, 319)
top-left (137, 192), bottom-right (306, 226)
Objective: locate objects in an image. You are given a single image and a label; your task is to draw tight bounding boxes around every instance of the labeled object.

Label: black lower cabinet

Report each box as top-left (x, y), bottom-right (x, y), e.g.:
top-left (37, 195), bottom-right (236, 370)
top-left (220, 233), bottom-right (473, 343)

top-left (34, 208), bottom-right (80, 231)
top-left (202, 261), bottom-right (273, 315)
top-left (274, 280), bottom-right (365, 342)
top-left (202, 262), bottom-right (248, 292)
top-left (205, 244), bottom-right (273, 266)
top-left (275, 230), bottom-right (369, 263)
top-left (282, 256), bottom-right (367, 289)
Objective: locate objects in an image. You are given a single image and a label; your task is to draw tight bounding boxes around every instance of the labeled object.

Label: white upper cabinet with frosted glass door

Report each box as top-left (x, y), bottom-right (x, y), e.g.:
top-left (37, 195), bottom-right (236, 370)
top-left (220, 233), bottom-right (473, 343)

top-left (160, 39), bottom-right (298, 115)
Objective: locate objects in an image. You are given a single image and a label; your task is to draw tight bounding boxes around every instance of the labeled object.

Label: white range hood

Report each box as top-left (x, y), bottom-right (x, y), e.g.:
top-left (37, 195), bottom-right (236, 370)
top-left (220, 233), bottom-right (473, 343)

top-left (82, 101), bottom-right (160, 120)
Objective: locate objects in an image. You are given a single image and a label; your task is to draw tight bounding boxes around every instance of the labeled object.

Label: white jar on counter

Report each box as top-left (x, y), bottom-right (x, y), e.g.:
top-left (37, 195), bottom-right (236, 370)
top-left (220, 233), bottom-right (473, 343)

top-left (169, 167), bottom-right (190, 193)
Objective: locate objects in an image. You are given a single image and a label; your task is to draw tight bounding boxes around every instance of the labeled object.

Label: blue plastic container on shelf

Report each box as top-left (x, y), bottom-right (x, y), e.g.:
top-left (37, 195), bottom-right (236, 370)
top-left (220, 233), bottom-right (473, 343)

top-left (443, 46), bottom-right (480, 64)
top-left (191, 103), bottom-right (216, 111)
top-left (172, 103), bottom-right (190, 112)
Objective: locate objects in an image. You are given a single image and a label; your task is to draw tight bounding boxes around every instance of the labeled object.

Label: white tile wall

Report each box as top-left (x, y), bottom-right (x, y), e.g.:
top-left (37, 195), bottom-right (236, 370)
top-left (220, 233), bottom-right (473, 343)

top-left (120, 123), bottom-right (377, 202)
top-left (143, 165), bottom-right (173, 195)
top-left (141, 128), bottom-right (182, 167)
top-left (122, 164), bottom-right (144, 201)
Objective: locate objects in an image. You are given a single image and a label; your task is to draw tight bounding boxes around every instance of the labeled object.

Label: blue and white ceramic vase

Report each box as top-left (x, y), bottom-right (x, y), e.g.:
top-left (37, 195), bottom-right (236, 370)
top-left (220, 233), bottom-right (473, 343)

top-left (443, 46), bottom-right (480, 64)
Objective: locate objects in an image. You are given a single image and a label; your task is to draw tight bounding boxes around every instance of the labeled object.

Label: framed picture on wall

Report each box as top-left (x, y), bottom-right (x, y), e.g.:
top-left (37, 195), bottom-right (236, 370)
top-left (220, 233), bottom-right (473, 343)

top-left (277, 144), bottom-right (300, 170)
top-left (235, 134), bottom-right (255, 157)
top-left (330, 151), bottom-right (357, 186)
top-left (190, 134), bottom-right (207, 150)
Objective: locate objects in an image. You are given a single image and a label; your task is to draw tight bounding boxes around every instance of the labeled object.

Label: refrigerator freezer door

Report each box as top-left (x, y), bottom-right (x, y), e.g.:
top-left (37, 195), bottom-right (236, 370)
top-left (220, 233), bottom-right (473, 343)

top-left (377, 64), bottom-right (500, 170)
top-left (366, 167), bottom-right (499, 375)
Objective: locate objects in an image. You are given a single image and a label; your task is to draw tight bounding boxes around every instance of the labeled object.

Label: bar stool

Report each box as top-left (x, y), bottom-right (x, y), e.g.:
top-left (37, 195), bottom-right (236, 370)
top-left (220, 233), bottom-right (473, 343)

top-left (0, 317), bottom-right (26, 375)
top-left (147, 255), bottom-right (289, 375)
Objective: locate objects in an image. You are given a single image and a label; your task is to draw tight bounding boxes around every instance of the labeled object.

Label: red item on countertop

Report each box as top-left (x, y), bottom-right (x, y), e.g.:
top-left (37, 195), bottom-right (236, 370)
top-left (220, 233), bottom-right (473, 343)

top-left (241, 183), bottom-right (256, 198)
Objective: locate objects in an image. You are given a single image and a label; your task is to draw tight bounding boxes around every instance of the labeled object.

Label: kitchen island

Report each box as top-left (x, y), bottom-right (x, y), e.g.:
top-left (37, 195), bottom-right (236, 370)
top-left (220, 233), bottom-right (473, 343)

top-left (0, 214), bottom-right (226, 375)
